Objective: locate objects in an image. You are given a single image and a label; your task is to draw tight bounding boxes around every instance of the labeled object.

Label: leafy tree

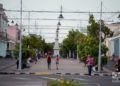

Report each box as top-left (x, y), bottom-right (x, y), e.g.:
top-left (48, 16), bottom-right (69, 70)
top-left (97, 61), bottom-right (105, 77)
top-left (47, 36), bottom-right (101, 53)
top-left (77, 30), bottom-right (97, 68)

top-left (61, 14), bottom-right (113, 66)
top-left (78, 14), bottom-right (113, 65)
top-left (14, 34), bottom-right (53, 63)
top-left (60, 29), bottom-right (82, 58)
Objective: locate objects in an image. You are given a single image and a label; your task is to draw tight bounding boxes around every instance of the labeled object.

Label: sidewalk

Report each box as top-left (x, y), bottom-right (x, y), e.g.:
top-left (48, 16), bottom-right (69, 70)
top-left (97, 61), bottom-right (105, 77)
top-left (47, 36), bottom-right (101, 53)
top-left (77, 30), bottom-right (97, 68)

top-left (0, 58), bottom-right (113, 76)
top-left (103, 60), bottom-right (116, 73)
top-left (0, 58), bottom-right (16, 71)
top-left (29, 58), bottom-right (88, 75)
top-left (0, 58), bottom-right (88, 75)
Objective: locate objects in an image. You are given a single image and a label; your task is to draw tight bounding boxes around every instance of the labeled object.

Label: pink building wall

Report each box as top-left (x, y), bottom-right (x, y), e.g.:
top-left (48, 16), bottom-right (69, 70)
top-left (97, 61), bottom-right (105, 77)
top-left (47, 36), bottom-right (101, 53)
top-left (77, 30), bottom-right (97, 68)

top-left (7, 25), bottom-right (18, 51)
top-left (7, 26), bottom-right (18, 41)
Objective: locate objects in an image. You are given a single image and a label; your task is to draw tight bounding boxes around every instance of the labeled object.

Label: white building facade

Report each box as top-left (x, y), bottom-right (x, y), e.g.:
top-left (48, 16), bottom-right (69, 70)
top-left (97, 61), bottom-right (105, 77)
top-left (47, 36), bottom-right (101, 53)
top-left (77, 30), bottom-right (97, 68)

top-left (106, 22), bottom-right (120, 59)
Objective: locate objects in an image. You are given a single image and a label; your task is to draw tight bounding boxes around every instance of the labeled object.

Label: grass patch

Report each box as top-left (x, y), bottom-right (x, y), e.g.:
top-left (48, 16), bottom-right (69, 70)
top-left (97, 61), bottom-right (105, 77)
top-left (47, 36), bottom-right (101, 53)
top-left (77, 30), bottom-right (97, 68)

top-left (47, 79), bottom-right (85, 86)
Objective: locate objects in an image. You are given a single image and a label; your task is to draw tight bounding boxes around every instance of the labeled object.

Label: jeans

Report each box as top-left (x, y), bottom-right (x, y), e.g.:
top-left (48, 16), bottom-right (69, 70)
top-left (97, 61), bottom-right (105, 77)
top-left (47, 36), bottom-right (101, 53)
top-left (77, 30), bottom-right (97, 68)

top-left (48, 62), bottom-right (51, 70)
top-left (88, 65), bottom-right (92, 76)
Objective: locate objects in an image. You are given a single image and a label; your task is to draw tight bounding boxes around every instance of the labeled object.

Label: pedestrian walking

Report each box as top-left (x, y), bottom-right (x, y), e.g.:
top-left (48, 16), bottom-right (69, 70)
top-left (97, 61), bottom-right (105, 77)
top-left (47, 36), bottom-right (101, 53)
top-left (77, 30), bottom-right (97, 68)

top-left (16, 59), bottom-right (19, 69)
top-left (86, 55), bottom-right (94, 76)
top-left (56, 55), bottom-right (60, 70)
top-left (47, 54), bottom-right (51, 70)
top-left (115, 59), bottom-right (120, 72)
top-left (37, 53), bottom-right (41, 59)
top-left (27, 57), bottom-right (31, 68)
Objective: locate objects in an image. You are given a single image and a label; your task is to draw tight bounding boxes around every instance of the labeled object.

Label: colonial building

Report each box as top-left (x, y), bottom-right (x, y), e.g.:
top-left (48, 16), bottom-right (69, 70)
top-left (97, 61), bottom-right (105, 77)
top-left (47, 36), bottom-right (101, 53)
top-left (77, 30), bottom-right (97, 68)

top-left (6, 24), bottom-right (19, 58)
top-left (0, 3), bottom-right (8, 57)
top-left (106, 22), bottom-right (120, 59)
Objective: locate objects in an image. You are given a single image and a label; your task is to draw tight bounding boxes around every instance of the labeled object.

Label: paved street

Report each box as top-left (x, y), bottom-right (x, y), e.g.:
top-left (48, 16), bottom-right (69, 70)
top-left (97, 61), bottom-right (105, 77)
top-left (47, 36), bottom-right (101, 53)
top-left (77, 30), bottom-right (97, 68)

top-left (0, 58), bottom-right (119, 86)
top-left (0, 74), bottom-right (120, 86)
top-left (0, 75), bottom-right (47, 86)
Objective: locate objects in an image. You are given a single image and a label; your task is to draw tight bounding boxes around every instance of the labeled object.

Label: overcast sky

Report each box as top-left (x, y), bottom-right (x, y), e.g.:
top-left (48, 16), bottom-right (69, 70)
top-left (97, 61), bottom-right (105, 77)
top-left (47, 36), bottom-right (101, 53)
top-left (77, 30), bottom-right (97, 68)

top-left (1, 0), bottom-right (120, 43)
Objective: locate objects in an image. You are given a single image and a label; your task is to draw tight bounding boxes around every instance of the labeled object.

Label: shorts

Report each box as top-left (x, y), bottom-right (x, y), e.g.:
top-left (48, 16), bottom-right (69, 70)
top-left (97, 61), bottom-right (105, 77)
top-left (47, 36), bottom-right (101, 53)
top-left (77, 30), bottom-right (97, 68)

top-left (56, 62), bottom-right (59, 64)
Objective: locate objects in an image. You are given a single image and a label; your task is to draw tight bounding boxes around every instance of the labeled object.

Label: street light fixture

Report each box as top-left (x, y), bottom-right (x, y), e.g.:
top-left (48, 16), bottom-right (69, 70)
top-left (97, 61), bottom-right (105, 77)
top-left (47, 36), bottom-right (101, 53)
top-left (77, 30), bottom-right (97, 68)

top-left (11, 20), bottom-right (14, 24)
top-left (57, 21), bottom-right (61, 26)
top-left (59, 13), bottom-right (64, 19)
top-left (118, 14), bottom-right (120, 19)
top-left (15, 23), bottom-right (18, 27)
top-left (57, 27), bottom-right (59, 30)
top-left (58, 6), bottom-right (64, 19)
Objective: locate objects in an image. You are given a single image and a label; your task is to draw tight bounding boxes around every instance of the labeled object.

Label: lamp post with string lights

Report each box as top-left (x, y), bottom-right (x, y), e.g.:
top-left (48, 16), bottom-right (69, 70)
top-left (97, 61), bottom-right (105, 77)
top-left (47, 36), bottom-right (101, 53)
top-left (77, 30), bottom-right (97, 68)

top-left (53, 6), bottom-right (63, 57)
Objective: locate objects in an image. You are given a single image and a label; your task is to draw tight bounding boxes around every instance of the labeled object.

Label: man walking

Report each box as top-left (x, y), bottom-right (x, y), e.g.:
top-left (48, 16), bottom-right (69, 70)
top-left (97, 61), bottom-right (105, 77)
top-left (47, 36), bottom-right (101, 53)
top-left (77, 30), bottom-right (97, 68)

top-left (47, 54), bottom-right (51, 70)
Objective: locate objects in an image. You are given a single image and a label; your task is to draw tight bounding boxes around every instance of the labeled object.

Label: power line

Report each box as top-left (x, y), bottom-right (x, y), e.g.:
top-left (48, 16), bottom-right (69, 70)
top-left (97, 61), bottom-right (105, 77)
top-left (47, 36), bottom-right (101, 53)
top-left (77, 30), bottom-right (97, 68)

top-left (8, 17), bottom-right (113, 22)
top-left (22, 25), bottom-right (75, 28)
top-left (5, 9), bottom-right (120, 14)
top-left (8, 18), bottom-right (88, 21)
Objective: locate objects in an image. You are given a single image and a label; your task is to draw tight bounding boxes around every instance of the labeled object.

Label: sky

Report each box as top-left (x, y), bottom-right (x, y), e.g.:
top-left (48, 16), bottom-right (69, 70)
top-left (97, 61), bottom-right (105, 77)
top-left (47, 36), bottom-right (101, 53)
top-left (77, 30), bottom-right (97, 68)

top-left (0, 0), bottom-right (120, 43)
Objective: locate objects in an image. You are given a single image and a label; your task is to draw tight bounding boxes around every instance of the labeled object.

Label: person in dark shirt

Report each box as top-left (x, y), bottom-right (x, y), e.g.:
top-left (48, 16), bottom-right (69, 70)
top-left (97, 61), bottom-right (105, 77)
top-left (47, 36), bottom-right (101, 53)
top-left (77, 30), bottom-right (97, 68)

top-left (115, 59), bottom-right (120, 72)
top-left (47, 54), bottom-right (51, 70)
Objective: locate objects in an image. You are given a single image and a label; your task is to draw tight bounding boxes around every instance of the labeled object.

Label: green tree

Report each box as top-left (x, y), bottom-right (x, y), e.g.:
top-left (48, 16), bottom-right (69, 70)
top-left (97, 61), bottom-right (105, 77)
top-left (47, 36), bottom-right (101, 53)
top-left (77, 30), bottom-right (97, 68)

top-left (77, 14), bottom-right (113, 65)
top-left (14, 34), bottom-right (53, 63)
top-left (60, 29), bottom-right (82, 58)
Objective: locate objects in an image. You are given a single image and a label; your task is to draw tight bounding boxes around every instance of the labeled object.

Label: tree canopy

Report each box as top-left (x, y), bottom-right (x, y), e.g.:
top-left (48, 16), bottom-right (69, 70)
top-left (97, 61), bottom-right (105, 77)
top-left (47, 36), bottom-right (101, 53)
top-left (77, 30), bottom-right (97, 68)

top-left (60, 14), bottom-right (113, 65)
top-left (14, 34), bottom-right (53, 62)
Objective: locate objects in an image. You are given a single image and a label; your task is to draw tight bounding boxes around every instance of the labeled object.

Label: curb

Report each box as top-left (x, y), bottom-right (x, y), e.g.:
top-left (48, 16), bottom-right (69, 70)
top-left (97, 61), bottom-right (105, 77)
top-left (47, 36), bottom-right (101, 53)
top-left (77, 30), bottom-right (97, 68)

top-left (0, 72), bottom-right (35, 75)
top-left (0, 72), bottom-right (112, 76)
top-left (55, 72), bottom-right (111, 76)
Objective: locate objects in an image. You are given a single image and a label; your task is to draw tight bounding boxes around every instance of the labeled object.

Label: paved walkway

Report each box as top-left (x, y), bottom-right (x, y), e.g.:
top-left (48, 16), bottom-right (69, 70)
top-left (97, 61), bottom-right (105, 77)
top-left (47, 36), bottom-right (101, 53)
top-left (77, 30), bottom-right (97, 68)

top-left (29, 58), bottom-right (88, 75)
top-left (0, 58), bottom-right (16, 71)
top-left (103, 60), bottom-right (116, 73)
top-left (0, 58), bottom-right (114, 76)
top-left (0, 58), bottom-right (88, 75)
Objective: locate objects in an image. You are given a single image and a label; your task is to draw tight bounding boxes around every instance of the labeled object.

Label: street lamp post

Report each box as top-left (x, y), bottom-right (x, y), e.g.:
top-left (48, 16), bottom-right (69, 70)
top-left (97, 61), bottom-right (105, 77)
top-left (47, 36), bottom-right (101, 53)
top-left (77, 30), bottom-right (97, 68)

top-left (53, 5), bottom-right (63, 56)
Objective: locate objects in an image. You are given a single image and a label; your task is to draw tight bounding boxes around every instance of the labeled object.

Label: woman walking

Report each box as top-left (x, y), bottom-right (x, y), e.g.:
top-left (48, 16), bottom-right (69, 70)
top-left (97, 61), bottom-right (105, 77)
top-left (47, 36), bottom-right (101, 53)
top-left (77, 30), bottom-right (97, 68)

top-left (86, 55), bottom-right (94, 76)
top-left (56, 55), bottom-right (60, 70)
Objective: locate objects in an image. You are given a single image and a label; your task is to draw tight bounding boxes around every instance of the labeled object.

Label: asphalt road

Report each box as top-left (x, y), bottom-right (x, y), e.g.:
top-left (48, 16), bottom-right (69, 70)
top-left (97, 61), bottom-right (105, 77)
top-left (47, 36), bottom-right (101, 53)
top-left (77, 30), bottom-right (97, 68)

top-left (0, 75), bottom-right (47, 86)
top-left (41, 74), bottom-right (120, 86)
top-left (0, 58), bottom-right (119, 86)
top-left (0, 74), bottom-right (120, 86)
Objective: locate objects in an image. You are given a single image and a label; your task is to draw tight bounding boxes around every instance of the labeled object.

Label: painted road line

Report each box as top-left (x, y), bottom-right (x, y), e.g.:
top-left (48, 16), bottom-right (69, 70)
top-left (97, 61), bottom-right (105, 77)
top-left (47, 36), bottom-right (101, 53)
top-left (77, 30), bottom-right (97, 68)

top-left (41, 76), bottom-right (57, 80)
top-left (34, 72), bottom-right (50, 75)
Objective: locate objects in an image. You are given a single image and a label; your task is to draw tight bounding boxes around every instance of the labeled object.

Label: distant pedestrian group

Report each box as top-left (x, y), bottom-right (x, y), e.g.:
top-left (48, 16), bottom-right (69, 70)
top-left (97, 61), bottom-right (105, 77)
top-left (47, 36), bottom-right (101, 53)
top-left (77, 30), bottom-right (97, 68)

top-left (47, 54), bottom-right (60, 70)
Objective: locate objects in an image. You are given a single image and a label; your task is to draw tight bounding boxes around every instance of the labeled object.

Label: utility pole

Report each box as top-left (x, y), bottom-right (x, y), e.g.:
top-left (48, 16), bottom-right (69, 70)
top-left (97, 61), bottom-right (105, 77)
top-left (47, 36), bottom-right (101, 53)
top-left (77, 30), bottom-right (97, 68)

top-left (18, 0), bottom-right (22, 70)
top-left (98, 1), bottom-right (102, 72)
top-left (28, 11), bottom-right (30, 34)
